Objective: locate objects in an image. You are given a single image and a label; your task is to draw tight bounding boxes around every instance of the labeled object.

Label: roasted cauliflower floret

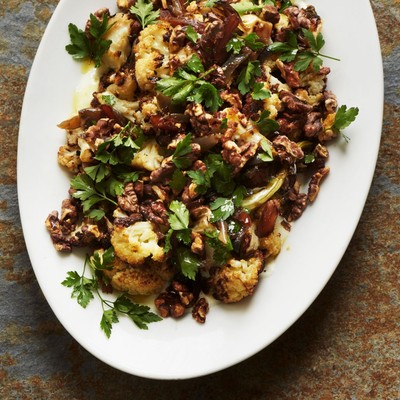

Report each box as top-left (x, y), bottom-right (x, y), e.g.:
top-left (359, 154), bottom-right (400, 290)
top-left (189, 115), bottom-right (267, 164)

top-left (104, 66), bottom-right (137, 101)
top-left (131, 138), bottom-right (164, 171)
top-left (102, 13), bottom-right (133, 71)
top-left (240, 14), bottom-right (273, 43)
top-left (111, 221), bottom-right (165, 265)
top-left (209, 251), bottom-right (265, 303)
top-left (221, 107), bottom-right (264, 145)
top-left (259, 229), bottom-right (282, 258)
top-left (134, 21), bottom-right (194, 92)
top-left (134, 22), bottom-right (171, 92)
top-left (57, 145), bottom-right (81, 173)
top-left (103, 256), bottom-right (174, 296)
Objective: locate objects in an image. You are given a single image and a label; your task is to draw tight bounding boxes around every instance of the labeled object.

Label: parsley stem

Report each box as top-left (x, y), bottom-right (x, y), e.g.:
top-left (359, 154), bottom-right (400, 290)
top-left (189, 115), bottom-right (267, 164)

top-left (318, 53), bottom-right (341, 62)
top-left (198, 67), bottom-right (216, 80)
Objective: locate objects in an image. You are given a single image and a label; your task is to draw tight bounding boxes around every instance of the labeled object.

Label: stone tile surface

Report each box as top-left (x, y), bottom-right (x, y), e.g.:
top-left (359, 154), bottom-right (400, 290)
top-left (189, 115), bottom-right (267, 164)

top-left (0, 1), bottom-right (399, 398)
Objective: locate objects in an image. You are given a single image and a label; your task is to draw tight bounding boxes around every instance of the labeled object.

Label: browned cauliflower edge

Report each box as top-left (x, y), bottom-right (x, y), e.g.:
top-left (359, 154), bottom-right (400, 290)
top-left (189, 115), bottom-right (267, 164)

top-left (208, 250), bottom-right (265, 304)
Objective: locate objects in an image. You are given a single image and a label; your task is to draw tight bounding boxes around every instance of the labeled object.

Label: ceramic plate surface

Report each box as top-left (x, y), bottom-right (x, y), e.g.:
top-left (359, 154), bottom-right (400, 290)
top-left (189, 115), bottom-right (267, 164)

top-left (18, 0), bottom-right (383, 379)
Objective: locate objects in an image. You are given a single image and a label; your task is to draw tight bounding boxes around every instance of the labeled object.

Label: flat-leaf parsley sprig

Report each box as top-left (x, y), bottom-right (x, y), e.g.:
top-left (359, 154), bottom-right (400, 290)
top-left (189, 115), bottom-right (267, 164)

top-left (70, 123), bottom-right (143, 219)
top-left (331, 105), bottom-right (360, 142)
top-left (269, 29), bottom-right (340, 72)
top-left (66, 13), bottom-right (115, 68)
top-left (62, 247), bottom-right (162, 337)
top-left (129, 0), bottom-right (160, 29)
top-left (156, 55), bottom-right (223, 112)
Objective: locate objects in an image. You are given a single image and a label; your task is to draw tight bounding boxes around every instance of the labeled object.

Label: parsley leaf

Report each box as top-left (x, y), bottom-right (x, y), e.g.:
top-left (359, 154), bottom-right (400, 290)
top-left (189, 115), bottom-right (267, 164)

top-left (172, 134), bottom-right (193, 169)
top-left (252, 82), bottom-right (271, 100)
top-left (236, 60), bottom-right (262, 95)
top-left (66, 13), bottom-right (114, 68)
top-left (156, 57), bottom-right (222, 112)
top-left (187, 54), bottom-right (204, 74)
top-left (332, 105), bottom-right (359, 132)
top-left (243, 33), bottom-right (265, 51)
top-left (130, 0), bottom-right (160, 28)
top-left (204, 230), bottom-right (233, 266)
top-left (70, 174), bottom-right (117, 212)
top-left (210, 198), bottom-right (235, 222)
top-left (84, 163), bottom-right (110, 183)
top-left (226, 33), bottom-right (265, 55)
top-left (101, 309), bottom-right (119, 338)
top-left (258, 138), bottom-right (274, 162)
top-left (70, 124), bottom-right (143, 214)
top-left (175, 248), bottom-right (200, 280)
top-left (86, 209), bottom-right (106, 221)
top-left (279, 0), bottom-right (292, 11)
top-left (226, 37), bottom-right (244, 54)
top-left (90, 247), bottom-right (115, 271)
top-left (168, 200), bottom-right (190, 231)
top-left (304, 154), bottom-right (315, 164)
top-left (61, 270), bottom-right (95, 309)
top-left (169, 169), bottom-right (186, 192)
top-left (256, 110), bottom-right (280, 135)
top-left (231, 0), bottom-right (264, 15)
top-left (268, 31), bottom-right (298, 62)
top-left (95, 123), bottom-right (143, 166)
top-left (165, 201), bottom-right (192, 252)
top-left (269, 29), bottom-right (340, 72)
top-left (62, 255), bottom-right (161, 338)
top-left (205, 154), bottom-right (235, 196)
top-left (187, 82), bottom-right (223, 113)
top-left (186, 26), bottom-right (199, 43)
top-left (113, 295), bottom-right (162, 330)
top-left (187, 170), bottom-right (211, 195)
top-left (102, 94), bottom-right (116, 106)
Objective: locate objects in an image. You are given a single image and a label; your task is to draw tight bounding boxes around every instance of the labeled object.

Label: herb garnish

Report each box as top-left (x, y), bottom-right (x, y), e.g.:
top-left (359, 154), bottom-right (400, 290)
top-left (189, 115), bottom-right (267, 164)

top-left (332, 105), bottom-right (360, 142)
top-left (175, 248), bottom-right (200, 280)
top-left (129, 0), bottom-right (160, 29)
top-left (252, 82), bottom-right (271, 100)
top-left (269, 29), bottom-right (340, 72)
top-left (258, 138), bottom-right (274, 162)
top-left (156, 55), bottom-right (222, 112)
top-left (62, 248), bottom-right (162, 337)
top-left (204, 230), bottom-right (233, 266)
top-left (256, 110), bottom-right (280, 135)
top-left (70, 123), bottom-right (143, 218)
top-left (164, 200), bottom-right (192, 254)
top-left (210, 186), bottom-right (247, 222)
top-left (172, 133), bottom-right (193, 169)
top-left (186, 26), bottom-right (199, 43)
top-left (66, 13), bottom-right (114, 68)
top-left (226, 33), bottom-right (265, 54)
top-left (236, 60), bottom-right (262, 95)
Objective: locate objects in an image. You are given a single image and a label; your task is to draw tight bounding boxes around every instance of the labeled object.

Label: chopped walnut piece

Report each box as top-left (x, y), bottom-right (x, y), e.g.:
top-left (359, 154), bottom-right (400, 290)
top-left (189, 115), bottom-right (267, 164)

top-left (221, 140), bottom-right (258, 174)
top-left (279, 90), bottom-right (313, 114)
top-left (304, 112), bottom-right (323, 138)
top-left (140, 199), bottom-right (169, 226)
top-left (155, 292), bottom-right (186, 318)
top-left (185, 103), bottom-right (220, 137)
top-left (272, 135), bottom-right (304, 164)
top-left (276, 60), bottom-right (301, 88)
top-left (260, 5), bottom-right (280, 24)
top-left (154, 277), bottom-right (200, 318)
top-left (117, 182), bottom-right (139, 215)
top-left (170, 280), bottom-right (198, 308)
top-left (192, 298), bottom-right (209, 324)
top-left (285, 190), bottom-right (308, 222)
top-left (308, 167), bottom-right (330, 202)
